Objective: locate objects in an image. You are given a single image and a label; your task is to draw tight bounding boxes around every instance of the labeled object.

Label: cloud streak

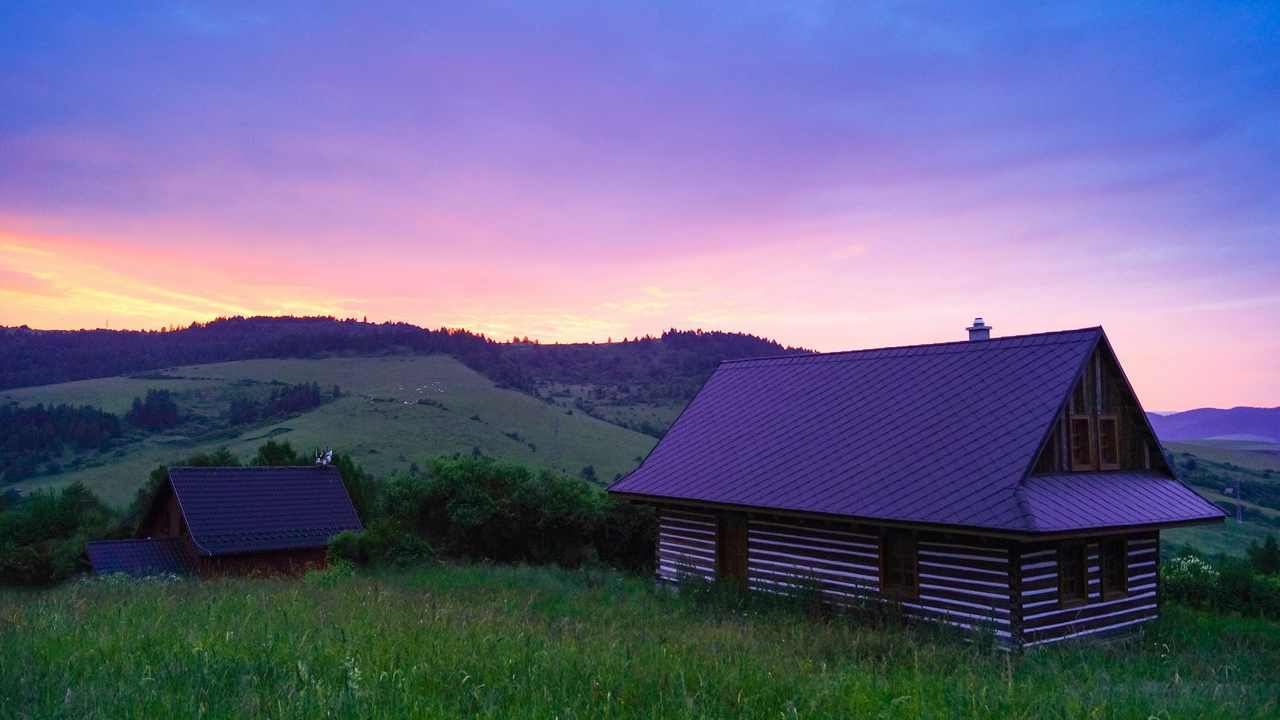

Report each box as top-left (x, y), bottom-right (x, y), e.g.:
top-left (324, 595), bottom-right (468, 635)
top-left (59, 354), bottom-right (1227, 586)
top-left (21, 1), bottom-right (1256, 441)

top-left (0, 1), bottom-right (1278, 409)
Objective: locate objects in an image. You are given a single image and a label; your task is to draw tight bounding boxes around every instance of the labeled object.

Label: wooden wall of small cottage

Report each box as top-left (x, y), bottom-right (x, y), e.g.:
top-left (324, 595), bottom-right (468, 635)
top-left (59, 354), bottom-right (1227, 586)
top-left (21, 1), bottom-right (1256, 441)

top-left (195, 548), bottom-right (328, 578)
top-left (1015, 530), bottom-right (1159, 647)
top-left (655, 506), bottom-right (1160, 647)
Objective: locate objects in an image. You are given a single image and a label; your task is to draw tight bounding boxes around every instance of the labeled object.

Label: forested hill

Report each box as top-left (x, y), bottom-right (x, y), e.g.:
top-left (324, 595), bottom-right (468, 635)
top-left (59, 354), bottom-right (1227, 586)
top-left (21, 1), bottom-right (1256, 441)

top-left (0, 317), bottom-right (519, 391)
top-left (0, 318), bottom-right (808, 403)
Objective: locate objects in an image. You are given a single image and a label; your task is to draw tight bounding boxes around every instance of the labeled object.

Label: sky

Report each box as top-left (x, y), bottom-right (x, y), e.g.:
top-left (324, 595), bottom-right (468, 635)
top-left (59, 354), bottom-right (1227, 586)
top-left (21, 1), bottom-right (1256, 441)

top-left (1, 1), bottom-right (1278, 410)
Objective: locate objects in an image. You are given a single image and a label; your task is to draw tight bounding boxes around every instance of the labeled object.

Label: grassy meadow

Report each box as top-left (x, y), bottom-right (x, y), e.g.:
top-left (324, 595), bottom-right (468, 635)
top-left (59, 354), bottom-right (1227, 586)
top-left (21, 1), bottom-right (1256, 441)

top-left (4, 355), bottom-right (655, 506)
top-left (2, 563), bottom-right (1277, 719)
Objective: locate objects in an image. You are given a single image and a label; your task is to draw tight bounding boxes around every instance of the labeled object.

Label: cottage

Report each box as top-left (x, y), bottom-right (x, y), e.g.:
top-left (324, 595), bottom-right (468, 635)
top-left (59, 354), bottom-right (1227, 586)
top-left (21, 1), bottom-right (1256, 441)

top-left (608, 321), bottom-right (1224, 647)
top-left (87, 465), bottom-right (362, 577)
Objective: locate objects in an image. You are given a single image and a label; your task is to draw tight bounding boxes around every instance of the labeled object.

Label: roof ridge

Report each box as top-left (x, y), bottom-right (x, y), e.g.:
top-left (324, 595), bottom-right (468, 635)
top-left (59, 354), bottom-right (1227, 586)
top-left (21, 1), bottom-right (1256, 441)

top-left (720, 327), bottom-right (1103, 366)
top-left (169, 465), bottom-right (333, 471)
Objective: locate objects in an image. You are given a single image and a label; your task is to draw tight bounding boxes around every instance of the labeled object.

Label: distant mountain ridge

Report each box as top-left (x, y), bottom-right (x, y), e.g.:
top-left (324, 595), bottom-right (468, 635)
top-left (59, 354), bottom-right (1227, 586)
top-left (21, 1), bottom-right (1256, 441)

top-left (1148, 407), bottom-right (1280, 443)
top-left (0, 317), bottom-right (807, 402)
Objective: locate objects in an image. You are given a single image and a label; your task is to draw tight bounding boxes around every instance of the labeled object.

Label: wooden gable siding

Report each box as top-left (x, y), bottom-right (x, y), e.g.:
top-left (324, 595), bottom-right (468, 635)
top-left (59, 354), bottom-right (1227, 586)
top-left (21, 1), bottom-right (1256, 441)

top-left (656, 507), bottom-right (718, 583)
top-left (1032, 342), bottom-right (1168, 476)
top-left (142, 492), bottom-right (184, 538)
top-left (1017, 530), bottom-right (1159, 646)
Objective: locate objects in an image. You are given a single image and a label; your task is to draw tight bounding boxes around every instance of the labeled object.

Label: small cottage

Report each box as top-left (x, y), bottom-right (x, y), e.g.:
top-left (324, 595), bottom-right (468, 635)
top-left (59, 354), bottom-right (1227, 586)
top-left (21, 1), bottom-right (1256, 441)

top-left (87, 465), bottom-right (362, 577)
top-left (608, 321), bottom-right (1224, 647)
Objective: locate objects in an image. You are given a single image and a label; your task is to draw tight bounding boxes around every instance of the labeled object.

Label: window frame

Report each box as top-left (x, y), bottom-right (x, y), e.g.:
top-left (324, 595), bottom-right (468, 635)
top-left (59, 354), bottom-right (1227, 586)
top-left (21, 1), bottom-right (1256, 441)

top-left (1058, 542), bottom-right (1089, 607)
top-left (880, 530), bottom-right (918, 600)
top-left (1100, 537), bottom-right (1128, 599)
top-left (1069, 415), bottom-right (1096, 471)
top-left (1097, 415), bottom-right (1121, 470)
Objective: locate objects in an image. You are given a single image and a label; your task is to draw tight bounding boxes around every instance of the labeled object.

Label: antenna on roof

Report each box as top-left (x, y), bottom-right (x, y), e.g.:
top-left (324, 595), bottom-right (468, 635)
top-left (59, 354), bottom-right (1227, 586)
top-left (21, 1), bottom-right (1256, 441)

top-left (315, 449), bottom-right (334, 466)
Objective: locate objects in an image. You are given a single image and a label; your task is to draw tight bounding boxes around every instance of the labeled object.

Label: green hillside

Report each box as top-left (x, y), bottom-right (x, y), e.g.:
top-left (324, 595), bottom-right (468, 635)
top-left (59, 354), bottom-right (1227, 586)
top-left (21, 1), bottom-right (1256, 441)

top-left (4, 355), bottom-right (656, 507)
top-left (1162, 439), bottom-right (1280, 556)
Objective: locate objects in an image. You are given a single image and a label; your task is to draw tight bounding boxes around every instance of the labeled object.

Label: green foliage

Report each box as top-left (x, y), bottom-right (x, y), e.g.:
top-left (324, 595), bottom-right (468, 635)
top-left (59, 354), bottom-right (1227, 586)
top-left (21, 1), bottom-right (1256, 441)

top-left (302, 559), bottom-right (356, 588)
top-left (126, 389), bottom-right (180, 430)
top-left (377, 456), bottom-right (653, 571)
top-left (0, 483), bottom-right (117, 585)
top-left (0, 402), bottom-right (123, 482)
top-left (252, 440), bottom-right (302, 466)
top-left (1161, 552), bottom-right (1280, 619)
top-left (2, 564), bottom-right (1279, 718)
top-left (327, 522), bottom-right (434, 567)
top-left (1247, 534), bottom-right (1280, 575)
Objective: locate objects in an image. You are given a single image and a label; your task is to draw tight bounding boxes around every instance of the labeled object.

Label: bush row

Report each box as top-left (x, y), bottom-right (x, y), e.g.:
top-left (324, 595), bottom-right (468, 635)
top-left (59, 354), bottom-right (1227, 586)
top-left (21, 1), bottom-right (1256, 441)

top-left (0, 444), bottom-right (655, 586)
top-left (328, 456), bottom-right (654, 572)
top-left (1162, 552), bottom-right (1280, 619)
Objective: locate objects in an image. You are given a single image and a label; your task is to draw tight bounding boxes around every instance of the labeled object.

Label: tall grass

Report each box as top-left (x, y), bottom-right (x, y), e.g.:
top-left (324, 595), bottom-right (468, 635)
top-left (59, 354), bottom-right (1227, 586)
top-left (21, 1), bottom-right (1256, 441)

top-left (2, 564), bottom-right (1277, 719)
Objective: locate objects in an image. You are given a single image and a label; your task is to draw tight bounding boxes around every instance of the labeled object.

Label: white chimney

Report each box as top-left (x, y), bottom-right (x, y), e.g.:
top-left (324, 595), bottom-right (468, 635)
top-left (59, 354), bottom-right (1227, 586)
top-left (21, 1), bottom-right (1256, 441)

top-left (966, 317), bottom-right (991, 341)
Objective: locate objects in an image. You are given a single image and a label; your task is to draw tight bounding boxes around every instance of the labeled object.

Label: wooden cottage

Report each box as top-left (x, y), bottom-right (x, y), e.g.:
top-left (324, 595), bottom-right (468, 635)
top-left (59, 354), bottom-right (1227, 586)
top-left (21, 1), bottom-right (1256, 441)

top-left (607, 322), bottom-right (1224, 647)
top-left (87, 465), bottom-right (362, 577)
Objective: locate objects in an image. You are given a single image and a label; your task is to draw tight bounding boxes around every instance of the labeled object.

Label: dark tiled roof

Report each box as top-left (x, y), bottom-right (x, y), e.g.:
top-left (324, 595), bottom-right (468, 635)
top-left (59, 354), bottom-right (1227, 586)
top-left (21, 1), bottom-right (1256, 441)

top-left (169, 466), bottom-right (362, 556)
top-left (1017, 471), bottom-right (1224, 532)
top-left (610, 327), bottom-right (1222, 533)
top-left (86, 538), bottom-right (192, 576)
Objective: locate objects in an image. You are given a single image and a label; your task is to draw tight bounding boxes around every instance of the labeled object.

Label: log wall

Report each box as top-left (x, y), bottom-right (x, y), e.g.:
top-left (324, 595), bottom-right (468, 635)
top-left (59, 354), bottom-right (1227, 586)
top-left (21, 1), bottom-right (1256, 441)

top-left (1017, 530), bottom-right (1159, 646)
top-left (655, 507), bottom-right (718, 583)
top-left (652, 505), bottom-right (1162, 647)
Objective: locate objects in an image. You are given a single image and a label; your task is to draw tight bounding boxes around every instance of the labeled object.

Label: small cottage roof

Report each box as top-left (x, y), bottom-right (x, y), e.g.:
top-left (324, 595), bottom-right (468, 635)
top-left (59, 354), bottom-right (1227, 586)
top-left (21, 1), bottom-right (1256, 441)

top-left (168, 465), bottom-right (362, 555)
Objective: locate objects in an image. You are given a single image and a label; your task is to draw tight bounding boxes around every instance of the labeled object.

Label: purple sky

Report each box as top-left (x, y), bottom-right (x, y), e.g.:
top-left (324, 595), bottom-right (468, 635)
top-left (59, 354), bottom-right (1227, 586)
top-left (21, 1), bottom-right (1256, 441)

top-left (1, 1), bottom-right (1278, 409)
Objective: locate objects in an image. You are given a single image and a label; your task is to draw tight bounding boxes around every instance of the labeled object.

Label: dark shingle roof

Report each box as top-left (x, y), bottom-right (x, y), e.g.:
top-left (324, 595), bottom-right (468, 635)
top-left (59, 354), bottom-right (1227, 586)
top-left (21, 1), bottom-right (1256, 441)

top-left (1017, 471), bottom-right (1223, 531)
top-left (609, 327), bottom-right (1223, 533)
top-left (169, 466), bottom-right (362, 556)
top-left (86, 538), bottom-right (192, 576)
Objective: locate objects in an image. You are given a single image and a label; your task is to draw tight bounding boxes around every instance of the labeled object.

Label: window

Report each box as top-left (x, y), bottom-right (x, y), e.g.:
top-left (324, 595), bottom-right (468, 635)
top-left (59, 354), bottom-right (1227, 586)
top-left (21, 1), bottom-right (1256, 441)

top-left (1058, 543), bottom-right (1088, 605)
top-left (1098, 416), bottom-right (1120, 470)
top-left (1101, 538), bottom-right (1127, 598)
top-left (882, 531), bottom-right (917, 599)
top-left (1069, 416), bottom-right (1095, 471)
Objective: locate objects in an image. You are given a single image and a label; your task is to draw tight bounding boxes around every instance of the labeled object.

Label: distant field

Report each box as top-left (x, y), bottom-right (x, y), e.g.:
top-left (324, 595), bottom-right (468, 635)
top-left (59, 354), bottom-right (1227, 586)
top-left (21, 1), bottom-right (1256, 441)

top-left (6, 355), bottom-right (655, 507)
top-left (1164, 520), bottom-right (1276, 557)
top-left (1166, 439), bottom-right (1280, 473)
top-left (3, 564), bottom-right (1277, 719)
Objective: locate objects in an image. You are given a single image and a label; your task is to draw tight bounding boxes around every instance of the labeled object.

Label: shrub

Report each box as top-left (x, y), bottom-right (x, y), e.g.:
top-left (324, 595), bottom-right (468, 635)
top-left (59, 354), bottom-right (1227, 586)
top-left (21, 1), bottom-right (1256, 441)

top-left (327, 522), bottom-right (434, 567)
top-left (376, 456), bottom-right (654, 570)
top-left (0, 482), bottom-right (118, 585)
top-left (303, 559), bottom-right (355, 588)
top-left (1162, 554), bottom-right (1219, 608)
top-left (1163, 552), bottom-right (1280, 619)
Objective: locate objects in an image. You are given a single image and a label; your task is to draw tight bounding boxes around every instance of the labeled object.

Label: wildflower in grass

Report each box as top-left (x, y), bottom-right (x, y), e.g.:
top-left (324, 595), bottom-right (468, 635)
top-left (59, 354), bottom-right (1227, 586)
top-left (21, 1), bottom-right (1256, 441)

top-left (344, 655), bottom-right (363, 692)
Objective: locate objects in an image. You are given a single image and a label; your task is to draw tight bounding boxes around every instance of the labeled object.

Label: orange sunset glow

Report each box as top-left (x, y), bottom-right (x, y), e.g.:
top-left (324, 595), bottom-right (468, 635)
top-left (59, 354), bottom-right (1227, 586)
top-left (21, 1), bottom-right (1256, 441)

top-left (3, 3), bottom-right (1278, 412)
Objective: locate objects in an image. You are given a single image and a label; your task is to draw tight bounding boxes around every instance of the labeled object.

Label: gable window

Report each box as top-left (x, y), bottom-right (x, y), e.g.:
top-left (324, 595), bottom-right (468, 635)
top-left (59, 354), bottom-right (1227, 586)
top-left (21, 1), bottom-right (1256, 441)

top-left (1098, 416), bottom-right (1120, 470)
top-left (882, 531), bottom-right (917, 599)
top-left (1059, 543), bottom-right (1088, 605)
top-left (1069, 416), bottom-right (1095, 471)
top-left (1101, 538), bottom-right (1127, 598)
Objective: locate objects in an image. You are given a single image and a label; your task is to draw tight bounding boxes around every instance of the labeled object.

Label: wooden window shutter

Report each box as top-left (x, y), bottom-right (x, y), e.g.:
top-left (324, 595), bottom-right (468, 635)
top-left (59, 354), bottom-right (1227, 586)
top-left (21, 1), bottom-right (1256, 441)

top-left (1069, 416), bottom-right (1095, 471)
top-left (1101, 537), bottom-right (1127, 599)
top-left (1058, 543), bottom-right (1088, 606)
top-left (881, 531), bottom-right (918, 599)
top-left (1098, 416), bottom-right (1120, 470)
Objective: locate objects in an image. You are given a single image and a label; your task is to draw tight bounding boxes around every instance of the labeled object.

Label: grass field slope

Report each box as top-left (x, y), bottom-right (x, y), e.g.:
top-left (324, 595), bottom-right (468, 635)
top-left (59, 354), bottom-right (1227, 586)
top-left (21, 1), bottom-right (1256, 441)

top-left (2, 564), bottom-right (1277, 719)
top-left (1163, 439), bottom-right (1280, 556)
top-left (3, 355), bottom-right (656, 507)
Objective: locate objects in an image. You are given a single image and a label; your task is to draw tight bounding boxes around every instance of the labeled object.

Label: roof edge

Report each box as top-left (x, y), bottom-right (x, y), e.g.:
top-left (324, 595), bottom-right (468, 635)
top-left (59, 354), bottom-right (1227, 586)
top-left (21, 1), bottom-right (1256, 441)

top-left (719, 326), bottom-right (1104, 366)
top-left (610, 489), bottom-right (1218, 538)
